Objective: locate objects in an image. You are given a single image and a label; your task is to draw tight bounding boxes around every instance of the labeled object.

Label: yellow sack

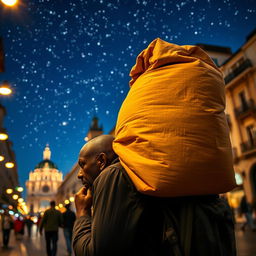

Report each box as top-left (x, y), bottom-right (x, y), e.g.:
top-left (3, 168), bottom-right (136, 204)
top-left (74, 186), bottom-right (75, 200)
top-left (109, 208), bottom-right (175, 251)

top-left (113, 38), bottom-right (236, 197)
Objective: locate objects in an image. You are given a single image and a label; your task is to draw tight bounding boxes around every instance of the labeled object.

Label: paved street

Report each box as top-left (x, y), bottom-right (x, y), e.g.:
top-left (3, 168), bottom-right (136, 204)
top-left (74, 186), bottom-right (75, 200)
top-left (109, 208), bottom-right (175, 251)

top-left (0, 225), bottom-right (69, 256)
top-left (0, 224), bottom-right (256, 255)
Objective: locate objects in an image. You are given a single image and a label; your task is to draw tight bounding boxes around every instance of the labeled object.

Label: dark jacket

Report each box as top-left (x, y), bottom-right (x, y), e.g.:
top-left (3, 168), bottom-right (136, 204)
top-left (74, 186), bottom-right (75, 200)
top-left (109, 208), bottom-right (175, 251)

top-left (40, 208), bottom-right (62, 232)
top-left (62, 209), bottom-right (76, 231)
top-left (73, 159), bottom-right (236, 256)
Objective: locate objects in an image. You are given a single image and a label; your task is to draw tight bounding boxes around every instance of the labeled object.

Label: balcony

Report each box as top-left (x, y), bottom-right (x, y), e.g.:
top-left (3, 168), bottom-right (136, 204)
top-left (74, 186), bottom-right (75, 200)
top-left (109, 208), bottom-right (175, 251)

top-left (240, 139), bottom-right (256, 154)
top-left (234, 99), bottom-right (256, 120)
top-left (224, 59), bottom-right (253, 84)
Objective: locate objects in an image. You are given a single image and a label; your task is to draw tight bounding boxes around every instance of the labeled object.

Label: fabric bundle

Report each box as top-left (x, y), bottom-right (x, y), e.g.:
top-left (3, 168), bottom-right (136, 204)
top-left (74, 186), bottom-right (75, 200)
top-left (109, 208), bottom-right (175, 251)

top-left (113, 38), bottom-right (236, 197)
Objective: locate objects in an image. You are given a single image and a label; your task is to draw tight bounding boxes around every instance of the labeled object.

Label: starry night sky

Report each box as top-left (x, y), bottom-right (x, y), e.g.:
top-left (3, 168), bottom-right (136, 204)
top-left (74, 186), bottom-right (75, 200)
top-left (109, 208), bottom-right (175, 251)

top-left (0, 0), bottom-right (255, 193)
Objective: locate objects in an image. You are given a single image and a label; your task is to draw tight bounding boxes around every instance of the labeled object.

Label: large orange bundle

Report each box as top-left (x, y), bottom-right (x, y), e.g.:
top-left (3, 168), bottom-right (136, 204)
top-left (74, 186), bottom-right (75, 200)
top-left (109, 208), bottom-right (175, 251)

top-left (113, 38), bottom-right (236, 197)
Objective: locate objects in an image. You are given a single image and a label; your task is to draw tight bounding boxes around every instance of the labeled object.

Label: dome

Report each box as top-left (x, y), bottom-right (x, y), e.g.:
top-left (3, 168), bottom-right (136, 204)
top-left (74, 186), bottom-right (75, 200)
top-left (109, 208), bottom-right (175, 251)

top-left (35, 159), bottom-right (58, 169)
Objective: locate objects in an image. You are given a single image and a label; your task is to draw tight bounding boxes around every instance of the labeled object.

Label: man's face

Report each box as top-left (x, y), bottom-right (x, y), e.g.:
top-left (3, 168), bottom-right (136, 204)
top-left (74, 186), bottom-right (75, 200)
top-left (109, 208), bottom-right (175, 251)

top-left (77, 147), bottom-right (101, 188)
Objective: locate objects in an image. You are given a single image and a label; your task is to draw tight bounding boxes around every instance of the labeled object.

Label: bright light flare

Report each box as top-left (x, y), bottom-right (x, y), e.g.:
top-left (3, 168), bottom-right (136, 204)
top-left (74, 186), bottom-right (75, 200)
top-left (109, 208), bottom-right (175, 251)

top-left (6, 188), bottom-right (13, 194)
top-left (0, 133), bottom-right (8, 140)
top-left (1, 0), bottom-right (18, 7)
top-left (5, 162), bottom-right (14, 168)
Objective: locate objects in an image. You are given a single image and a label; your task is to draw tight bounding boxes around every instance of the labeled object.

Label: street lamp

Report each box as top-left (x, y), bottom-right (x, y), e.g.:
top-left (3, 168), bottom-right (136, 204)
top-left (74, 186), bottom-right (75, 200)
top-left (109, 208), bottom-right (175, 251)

top-left (1, 0), bottom-right (18, 7)
top-left (16, 186), bottom-right (23, 192)
top-left (0, 155), bottom-right (4, 161)
top-left (6, 188), bottom-right (13, 194)
top-left (0, 130), bottom-right (8, 140)
top-left (12, 194), bottom-right (18, 200)
top-left (5, 162), bottom-right (14, 168)
top-left (0, 81), bottom-right (12, 96)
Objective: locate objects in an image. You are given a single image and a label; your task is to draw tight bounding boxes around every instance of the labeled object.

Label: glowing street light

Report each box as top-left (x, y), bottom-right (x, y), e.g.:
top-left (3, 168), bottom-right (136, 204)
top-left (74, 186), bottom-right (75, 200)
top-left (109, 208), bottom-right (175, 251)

top-left (1, 0), bottom-right (18, 7)
top-left (6, 188), bottom-right (13, 194)
top-left (16, 186), bottom-right (23, 192)
top-left (0, 86), bottom-right (12, 95)
top-left (5, 162), bottom-right (14, 168)
top-left (64, 199), bottom-right (70, 205)
top-left (69, 196), bottom-right (74, 202)
top-left (0, 132), bottom-right (8, 140)
top-left (18, 198), bottom-right (24, 203)
top-left (12, 194), bottom-right (18, 200)
top-left (0, 155), bottom-right (4, 161)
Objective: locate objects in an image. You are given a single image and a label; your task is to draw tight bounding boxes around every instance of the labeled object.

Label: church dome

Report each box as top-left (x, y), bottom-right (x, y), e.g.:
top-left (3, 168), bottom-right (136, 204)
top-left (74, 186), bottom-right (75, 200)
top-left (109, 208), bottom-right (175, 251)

top-left (35, 144), bottom-right (58, 169)
top-left (35, 159), bottom-right (58, 169)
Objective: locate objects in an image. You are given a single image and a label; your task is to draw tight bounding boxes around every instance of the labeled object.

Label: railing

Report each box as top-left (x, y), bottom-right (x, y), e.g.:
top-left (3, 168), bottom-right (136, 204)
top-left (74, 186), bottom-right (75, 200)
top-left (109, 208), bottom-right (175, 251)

top-left (224, 59), bottom-right (253, 84)
top-left (234, 99), bottom-right (256, 119)
top-left (240, 139), bottom-right (256, 153)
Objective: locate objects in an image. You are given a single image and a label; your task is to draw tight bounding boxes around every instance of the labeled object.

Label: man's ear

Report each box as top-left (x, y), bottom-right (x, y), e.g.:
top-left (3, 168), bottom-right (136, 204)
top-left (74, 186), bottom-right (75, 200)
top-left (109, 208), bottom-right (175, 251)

top-left (97, 153), bottom-right (108, 170)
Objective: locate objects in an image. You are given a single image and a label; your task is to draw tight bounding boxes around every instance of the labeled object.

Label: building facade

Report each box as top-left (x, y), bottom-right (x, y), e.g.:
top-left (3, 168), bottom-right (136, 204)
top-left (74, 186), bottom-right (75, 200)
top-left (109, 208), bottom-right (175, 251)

top-left (26, 145), bottom-right (63, 213)
top-left (0, 104), bottom-right (21, 211)
top-left (198, 29), bottom-right (256, 209)
top-left (221, 29), bottom-right (256, 206)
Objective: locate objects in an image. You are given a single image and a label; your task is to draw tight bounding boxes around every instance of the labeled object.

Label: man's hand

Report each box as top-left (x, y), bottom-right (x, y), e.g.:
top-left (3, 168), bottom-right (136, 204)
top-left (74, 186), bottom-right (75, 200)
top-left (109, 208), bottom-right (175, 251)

top-left (75, 187), bottom-right (93, 218)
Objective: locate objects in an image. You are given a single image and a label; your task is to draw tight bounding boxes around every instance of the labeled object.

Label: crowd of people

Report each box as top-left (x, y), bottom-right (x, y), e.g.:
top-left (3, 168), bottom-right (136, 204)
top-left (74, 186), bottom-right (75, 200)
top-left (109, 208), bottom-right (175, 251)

top-left (1, 204), bottom-right (76, 256)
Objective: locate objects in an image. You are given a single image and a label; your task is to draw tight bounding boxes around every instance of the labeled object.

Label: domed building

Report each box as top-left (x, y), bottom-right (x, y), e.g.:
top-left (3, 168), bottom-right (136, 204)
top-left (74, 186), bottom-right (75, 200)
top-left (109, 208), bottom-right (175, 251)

top-left (26, 145), bottom-right (63, 213)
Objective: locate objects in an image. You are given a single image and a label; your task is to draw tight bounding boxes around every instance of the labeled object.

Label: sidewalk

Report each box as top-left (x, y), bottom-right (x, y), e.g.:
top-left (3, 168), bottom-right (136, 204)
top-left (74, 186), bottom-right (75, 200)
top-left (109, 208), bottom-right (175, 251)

top-left (1, 223), bottom-right (256, 255)
top-left (236, 223), bottom-right (256, 256)
top-left (0, 225), bottom-right (69, 256)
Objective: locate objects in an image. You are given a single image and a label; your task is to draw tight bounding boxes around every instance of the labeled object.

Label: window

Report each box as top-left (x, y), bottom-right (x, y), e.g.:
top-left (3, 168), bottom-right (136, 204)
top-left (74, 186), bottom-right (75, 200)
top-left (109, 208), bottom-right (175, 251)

top-left (239, 91), bottom-right (247, 110)
top-left (42, 185), bottom-right (50, 193)
top-left (246, 125), bottom-right (255, 145)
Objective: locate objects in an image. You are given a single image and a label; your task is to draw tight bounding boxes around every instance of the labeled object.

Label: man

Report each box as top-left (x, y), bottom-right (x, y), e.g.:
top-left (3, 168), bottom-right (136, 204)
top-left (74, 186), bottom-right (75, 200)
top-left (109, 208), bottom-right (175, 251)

top-left (40, 201), bottom-right (62, 256)
top-left (62, 204), bottom-right (76, 256)
top-left (1, 210), bottom-right (13, 248)
top-left (240, 195), bottom-right (256, 231)
top-left (73, 135), bottom-right (236, 256)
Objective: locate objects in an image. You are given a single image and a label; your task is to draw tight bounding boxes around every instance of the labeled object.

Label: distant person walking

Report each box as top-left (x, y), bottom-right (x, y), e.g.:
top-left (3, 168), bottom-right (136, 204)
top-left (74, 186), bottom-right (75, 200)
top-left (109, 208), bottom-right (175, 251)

top-left (1, 211), bottom-right (13, 248)
top-left (25, 216), bottom-right (34, 237)
top-left (62, 204), bottom-right (76, 256)
top-left (14, 217), bottom-right (25, 240)
top-left (240, 195), bottom-right (256, 231)
top-left (39, 201), bottom-right (62, 256)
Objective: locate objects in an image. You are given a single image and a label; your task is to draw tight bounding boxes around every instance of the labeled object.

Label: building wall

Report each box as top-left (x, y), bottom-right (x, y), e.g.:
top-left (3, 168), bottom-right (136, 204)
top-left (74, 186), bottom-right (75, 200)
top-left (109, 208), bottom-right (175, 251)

top-left (0, 104), bottom-right (20, 210)
top-left (221, 32), bottom-right (256, 205)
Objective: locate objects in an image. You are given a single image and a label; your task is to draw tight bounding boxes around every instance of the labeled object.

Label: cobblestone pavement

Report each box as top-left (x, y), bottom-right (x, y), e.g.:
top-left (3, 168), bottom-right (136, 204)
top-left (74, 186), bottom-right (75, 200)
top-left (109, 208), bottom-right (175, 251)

top-left (0, 224), bottom-right (256, 255)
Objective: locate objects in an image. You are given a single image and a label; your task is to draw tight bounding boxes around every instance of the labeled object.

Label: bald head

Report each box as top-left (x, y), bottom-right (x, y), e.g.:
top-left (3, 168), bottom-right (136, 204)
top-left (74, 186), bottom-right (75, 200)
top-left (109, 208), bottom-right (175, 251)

top-left (80, 135), bottom-right (115, 159)
top-left (78, 135), bottom-right (118, 187)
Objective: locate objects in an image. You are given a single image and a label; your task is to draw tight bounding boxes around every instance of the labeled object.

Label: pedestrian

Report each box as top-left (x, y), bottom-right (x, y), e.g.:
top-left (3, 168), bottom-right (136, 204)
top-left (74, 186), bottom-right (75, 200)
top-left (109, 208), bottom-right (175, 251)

top-left (62, 204), bottom-right (76, 256)
top-left (240, 195), bottom-right (256, 231)
top-left (1, 210), bottom-right (13, 248)
top-left (36, 214), bottom-right (42, 235)
top-left (39, 201), bottom-right (62, 256)
top-left (73, 135), bottom-right (236, 256)
top-left (14, 216), bottom-right (24, 240)
top-left (25, 215), bottom-right (34, 237)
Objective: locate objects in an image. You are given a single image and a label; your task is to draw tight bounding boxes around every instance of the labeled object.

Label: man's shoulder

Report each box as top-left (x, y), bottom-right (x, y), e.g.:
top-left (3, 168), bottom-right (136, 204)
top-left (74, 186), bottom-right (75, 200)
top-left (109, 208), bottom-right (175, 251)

top-left (99, 160), bottom-right (124, 179)
top-left (93, 159), bottom-right (136, 194)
